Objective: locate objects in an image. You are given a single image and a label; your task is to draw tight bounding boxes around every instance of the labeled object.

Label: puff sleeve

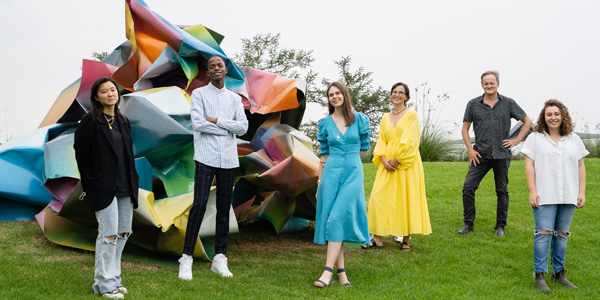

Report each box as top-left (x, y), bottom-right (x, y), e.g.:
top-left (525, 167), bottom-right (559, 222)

top-left (357, 112), bottom-right (371, 152)
top-left (372, 114), bottom-right (389, 167)
top-left (394, 111), bottom-right (421, 170)
top-left (317, 118), bottom-right (329, 156)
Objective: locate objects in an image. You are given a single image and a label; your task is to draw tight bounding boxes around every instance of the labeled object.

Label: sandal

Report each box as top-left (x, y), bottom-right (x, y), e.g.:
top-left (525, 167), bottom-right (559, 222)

top-left (337, 268), bottom-right (351, 287)
top-left (313, 267), bottom-right (334, 288)
top-left (361, 239), bottom-right (383, 250)
top-left (401, 241), bottom-right (410, 252)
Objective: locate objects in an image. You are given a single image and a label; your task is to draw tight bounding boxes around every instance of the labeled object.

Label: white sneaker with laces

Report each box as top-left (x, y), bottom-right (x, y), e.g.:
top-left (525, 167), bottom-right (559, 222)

top-left (116, 284), bottom-right (127, 294)
top-left (211, 254), bottom-right (233, 278)
top-left (178, 254), bottom-right (193, 280)
top-left (102, 290), bottom-right (124, 299)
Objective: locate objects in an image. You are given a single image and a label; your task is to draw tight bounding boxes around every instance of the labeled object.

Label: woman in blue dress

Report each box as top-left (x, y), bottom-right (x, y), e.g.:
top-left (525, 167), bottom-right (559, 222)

top-left (313, 81), bottom-right (371, 288)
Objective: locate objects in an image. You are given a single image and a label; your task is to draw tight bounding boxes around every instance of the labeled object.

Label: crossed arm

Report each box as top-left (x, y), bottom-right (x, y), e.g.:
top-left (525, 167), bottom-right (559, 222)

top-left (190, 93), bottom-right (248, 136)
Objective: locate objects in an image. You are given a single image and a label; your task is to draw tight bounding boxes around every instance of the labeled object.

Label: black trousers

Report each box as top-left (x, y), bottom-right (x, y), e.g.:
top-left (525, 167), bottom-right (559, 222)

top-left (462, 158), bottom-right (511, 229)
top-left (183, 161), bottom-right (235, 255)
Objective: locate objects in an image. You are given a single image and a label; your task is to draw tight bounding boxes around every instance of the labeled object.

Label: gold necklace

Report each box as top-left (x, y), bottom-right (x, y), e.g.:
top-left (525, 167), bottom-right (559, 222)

top-left (392, 106), bottom-right (407, 115)
top-left (104, 114), bottom-right (115, 130)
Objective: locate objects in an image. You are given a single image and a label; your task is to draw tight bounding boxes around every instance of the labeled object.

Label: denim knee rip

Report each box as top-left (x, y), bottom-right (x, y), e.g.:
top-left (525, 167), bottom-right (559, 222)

top-left (534, 230), bottom-right (553, 235)
top-left (118, 231), bottom-right (132, 240)
top-left (553, 231), bottom-right (570, 237)
top-left (103, 235), bottom-right (118, 244)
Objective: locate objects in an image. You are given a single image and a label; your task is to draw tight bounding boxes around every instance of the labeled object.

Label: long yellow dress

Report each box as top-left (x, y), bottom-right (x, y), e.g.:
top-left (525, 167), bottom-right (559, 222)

top-left (367, 110), bottom-right (431, 236)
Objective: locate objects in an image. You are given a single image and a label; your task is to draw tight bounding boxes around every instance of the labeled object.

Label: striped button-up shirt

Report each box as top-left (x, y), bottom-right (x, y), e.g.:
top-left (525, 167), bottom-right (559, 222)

top-left (191, 82), bottom-right (248, 169)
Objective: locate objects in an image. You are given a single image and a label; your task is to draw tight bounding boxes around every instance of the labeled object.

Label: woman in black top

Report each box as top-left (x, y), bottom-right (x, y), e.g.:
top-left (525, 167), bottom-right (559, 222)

top-left (74, 77), bottom-right (139, 299)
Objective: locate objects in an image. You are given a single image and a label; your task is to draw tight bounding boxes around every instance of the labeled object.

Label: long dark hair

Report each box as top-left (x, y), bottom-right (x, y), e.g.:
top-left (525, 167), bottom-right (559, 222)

top-left (327, 81), bottom-right (355, 126)
top-left (533, 99), bottom-right (574, 136)
top-left (90, 77), bottom-right (122, 120)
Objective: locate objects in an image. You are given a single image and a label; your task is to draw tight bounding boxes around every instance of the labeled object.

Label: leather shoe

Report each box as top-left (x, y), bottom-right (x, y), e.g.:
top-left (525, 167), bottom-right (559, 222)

top-left (457, 225), bottom-right (473, 234)
top-left (494, 227), bottom-right (505, 237)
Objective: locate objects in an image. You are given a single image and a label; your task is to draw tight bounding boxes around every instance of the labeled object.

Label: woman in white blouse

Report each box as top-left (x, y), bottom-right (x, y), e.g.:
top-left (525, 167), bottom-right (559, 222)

top-left (521, 99), bottom-right (588, 294)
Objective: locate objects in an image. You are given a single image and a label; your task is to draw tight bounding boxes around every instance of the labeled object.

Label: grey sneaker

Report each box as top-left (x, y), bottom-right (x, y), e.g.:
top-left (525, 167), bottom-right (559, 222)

top-left (178, 254), bottom-right (193, 280)
top-left (211, 254), bottom-right (233, 278)
top-left (102, 290), bottom-right (124, 299)
top-left (494, 227), bottom-right (505, 237)
top-left (458, 225), bottom-right (473, 234)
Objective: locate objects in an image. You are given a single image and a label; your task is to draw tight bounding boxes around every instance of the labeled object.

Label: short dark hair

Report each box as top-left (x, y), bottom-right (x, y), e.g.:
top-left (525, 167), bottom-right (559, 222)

top-left (204, 55), bottom-right (227, 71)
top-left (390, 82), bottom-right (410, 102)
top-left (326, 81), bottom-right (355, 126)
top-left (90, 77), bottom-right (122, 120)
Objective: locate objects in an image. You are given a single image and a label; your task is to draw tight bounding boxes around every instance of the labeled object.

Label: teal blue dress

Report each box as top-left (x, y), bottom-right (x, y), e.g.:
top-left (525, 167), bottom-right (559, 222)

top-left (314, 112), bottom-right (371, 245)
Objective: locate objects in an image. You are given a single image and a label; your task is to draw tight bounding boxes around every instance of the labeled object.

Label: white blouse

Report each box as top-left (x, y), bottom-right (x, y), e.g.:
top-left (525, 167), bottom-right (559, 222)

top-left (521, 132), bottom-right (589, 206)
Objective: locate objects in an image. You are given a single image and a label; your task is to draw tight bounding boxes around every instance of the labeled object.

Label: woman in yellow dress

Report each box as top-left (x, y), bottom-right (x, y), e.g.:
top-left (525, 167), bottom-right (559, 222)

top-left (362, 82), bottom-right (431, 251)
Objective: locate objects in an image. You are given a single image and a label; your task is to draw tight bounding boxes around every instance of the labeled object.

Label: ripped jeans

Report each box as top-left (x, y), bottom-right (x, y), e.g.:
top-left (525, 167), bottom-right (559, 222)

top-left (93, 196), bottom-right (133, 294)
top-left (532, 204), bottom-right (576, 274)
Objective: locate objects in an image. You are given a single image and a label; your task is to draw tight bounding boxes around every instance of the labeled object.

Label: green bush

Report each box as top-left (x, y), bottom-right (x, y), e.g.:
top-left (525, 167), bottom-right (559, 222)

top-left (583, 139), bottom-right (600, 158)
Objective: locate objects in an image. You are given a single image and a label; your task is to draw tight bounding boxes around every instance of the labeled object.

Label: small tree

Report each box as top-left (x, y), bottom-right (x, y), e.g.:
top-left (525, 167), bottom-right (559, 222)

top-left (411, 82), bottom-right (454, 161)
top-left (91, 51), bottom-right (109, 61)
top-left (233, 33), bottom-right (318, 101)
top-left (311, 56), bottom-right (390, 144)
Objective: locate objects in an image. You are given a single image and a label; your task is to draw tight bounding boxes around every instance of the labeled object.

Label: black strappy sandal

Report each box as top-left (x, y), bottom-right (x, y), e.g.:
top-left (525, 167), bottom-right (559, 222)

top-left (361, 239), bottom-right (383, 250)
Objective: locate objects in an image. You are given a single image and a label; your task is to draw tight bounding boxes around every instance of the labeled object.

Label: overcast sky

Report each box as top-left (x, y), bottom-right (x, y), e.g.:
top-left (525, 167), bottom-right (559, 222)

top-left (1, 0), bottom-right (599, 141)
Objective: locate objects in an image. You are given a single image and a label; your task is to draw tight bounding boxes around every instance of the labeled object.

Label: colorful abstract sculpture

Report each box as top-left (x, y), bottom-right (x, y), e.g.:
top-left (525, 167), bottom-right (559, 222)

top-left (0, 0), bottom-right (318, 259)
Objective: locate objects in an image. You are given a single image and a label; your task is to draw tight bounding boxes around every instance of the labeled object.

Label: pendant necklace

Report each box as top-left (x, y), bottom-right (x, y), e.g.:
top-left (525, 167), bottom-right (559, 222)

top-left (392, 106), bottom-right (407, 115)
top-left (104, 114), bottom-right (115, 130)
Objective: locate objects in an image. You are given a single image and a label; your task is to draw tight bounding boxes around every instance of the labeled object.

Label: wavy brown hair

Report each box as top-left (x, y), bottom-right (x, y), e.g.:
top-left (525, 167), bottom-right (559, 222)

top-left (327, 81), bottom-right (355, 126)
top-left (533, 99), bottom-right (574, 136)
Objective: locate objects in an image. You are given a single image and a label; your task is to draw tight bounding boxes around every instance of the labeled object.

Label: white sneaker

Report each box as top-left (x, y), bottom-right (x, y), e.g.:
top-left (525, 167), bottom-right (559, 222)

top-left (211, 254), bottom-right (233, 278)
top-left (102, 290), bottom-right (124, 299)
top-left (178, 254), bottom-right (193, 280)
top-left (116, 284), bottom-right (127, 294)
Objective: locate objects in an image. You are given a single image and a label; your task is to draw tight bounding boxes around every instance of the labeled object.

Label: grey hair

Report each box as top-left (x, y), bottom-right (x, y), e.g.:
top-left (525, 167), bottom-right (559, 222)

top-left (481, 70), bottom-right (500, 83)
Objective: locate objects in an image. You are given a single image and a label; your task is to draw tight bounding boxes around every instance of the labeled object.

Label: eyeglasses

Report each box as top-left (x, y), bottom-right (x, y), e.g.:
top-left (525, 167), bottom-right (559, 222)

top-left (392, 91), bottom-right (406, 95)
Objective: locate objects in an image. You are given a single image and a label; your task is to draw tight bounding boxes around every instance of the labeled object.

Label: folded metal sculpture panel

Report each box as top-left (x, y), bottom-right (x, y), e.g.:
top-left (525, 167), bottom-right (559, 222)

top-left (0, 0), bottom-right (317, 257)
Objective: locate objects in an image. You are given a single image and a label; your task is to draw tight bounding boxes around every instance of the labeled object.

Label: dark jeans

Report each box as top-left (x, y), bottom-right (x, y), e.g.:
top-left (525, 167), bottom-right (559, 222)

top-left (183, 161), bottom-right (235, 256)
top-left (462, 158), bottom-right (510, 229)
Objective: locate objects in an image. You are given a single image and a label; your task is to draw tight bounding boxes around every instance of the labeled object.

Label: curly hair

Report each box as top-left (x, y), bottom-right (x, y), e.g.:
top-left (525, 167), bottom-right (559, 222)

top-left (533, 99), bottom-right (574, 136)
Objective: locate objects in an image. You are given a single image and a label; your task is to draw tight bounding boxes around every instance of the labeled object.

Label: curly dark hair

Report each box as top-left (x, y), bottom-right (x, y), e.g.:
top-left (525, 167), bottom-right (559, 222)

top-left (533, 99), bottom-right (574, 136)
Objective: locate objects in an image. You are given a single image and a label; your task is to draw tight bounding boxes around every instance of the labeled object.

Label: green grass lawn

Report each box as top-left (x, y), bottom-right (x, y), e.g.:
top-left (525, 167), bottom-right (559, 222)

top-left (1, 159), bottom-right (598, 299)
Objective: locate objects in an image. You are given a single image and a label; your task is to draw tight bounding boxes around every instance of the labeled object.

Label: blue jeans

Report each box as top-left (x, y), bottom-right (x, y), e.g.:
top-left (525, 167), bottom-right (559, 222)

top-left (532, 204), bottom-right (576, 273)
top-left (93, 196), bottom-right (133, 294)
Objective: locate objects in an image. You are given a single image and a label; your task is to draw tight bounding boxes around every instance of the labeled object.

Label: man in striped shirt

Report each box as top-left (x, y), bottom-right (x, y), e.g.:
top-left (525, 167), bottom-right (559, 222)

top-left (178, 55), bottom-right (248, 280)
